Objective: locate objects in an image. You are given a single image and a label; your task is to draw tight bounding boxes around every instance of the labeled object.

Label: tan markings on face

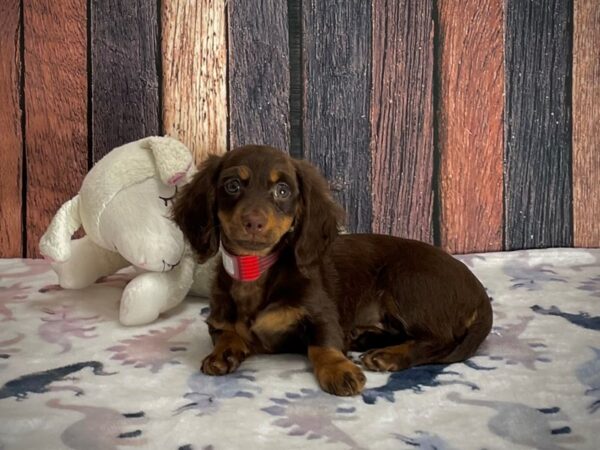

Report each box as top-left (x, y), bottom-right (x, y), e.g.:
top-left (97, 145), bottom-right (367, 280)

top-left (218, 207), bottom-right (235, 223)
top-left (465, 310), bottom-right (478, 328)
top-left (252, 306), bottom-right (307, 337)
top-left (266, 211), bottom-right (294, 237)
top-left (238, 165), bottom-right (251, 180)
top-left (269, 169), bottom-right (280, 183)
top-left (217, 209), bottom-right (235, 238)
top-left (220, 208), bottom-right (294, 256)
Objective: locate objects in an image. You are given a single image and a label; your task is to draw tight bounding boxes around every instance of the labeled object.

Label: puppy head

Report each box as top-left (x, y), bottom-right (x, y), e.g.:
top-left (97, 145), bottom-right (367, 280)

top-left (173, 145), bottom-right (344, 273)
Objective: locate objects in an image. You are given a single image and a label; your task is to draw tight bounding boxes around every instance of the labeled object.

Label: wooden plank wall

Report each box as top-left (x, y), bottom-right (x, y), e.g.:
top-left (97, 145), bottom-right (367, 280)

top-left (1, 0), bottom-right (598, 258)
top-left (438, 0), bottom-right (504, 253)
top-left (91, 0), bottom-right (160, 162)
top-left (573, 0), bottom-right (600, 247)
top-left (303, 0), bottom-right (372, 233)
top-left (23, 0), bottom-right (88, 257)
top-left (370, 0), bottom-right (434, 244)
top-left (504, 0), bottom-right (573, 249)
top-left (162, 0), bottom-right (227, 163)
top-left (0, 0), bottom-right (23, 257)
top-left (228, 0), bottom-right (290, 150)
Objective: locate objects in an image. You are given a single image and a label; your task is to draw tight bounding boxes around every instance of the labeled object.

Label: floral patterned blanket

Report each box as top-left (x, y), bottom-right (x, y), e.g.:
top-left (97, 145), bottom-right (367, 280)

top-left (0, 249), bottom-right (598, 450)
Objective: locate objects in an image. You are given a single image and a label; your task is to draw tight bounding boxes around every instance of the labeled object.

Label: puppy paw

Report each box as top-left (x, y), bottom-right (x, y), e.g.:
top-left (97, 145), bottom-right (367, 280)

top-left (201, 348), bottom-right (246, 376)
top-left (315, 359), bottom-right (366, 396)
top-left (360, 348), bottom-right (405, 372)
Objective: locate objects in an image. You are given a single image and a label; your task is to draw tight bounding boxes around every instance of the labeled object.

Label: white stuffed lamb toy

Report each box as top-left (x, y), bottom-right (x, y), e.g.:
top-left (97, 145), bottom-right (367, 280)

top-left (39, 136), bottom-right (214, 326)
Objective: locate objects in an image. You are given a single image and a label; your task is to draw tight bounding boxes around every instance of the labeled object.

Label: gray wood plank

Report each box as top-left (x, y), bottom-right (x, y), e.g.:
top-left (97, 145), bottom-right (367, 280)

top-left (302, 0), bottom-right (372, 233)
top-left (228, 0), bottom-right (290, 151)
top-left (91, 0), bottom-right (160, 161)
top-left (504, 0), bottom-right (573, 249)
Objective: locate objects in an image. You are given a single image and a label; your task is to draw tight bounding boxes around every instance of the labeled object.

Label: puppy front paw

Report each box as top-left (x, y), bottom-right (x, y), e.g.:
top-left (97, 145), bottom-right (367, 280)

top-left (315, 359), bottom-right (366, 396)
top-left (201, 348), bottom-right (246, 376)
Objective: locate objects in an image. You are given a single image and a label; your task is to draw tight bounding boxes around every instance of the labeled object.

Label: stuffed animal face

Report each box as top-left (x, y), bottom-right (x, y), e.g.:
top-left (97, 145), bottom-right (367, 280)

top-left (99, 177), bottom-right (185, 272)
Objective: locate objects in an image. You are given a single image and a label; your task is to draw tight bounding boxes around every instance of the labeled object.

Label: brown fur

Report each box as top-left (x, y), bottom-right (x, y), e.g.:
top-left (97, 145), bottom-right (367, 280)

top-left (173, 145), bottom-right (493, 396)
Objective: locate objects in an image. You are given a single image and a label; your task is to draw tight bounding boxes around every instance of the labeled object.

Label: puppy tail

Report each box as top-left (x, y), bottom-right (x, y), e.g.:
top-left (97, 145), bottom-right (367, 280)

top-left (441, 295), bottom-right (493, 364)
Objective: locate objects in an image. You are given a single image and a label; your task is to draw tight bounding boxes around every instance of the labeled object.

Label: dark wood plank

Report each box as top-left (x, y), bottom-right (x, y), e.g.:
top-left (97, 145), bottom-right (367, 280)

top-left (0, 0), bottom-right (23, 257)
top-left (438, 0), bottom-right (504, 254)
top-left (288, 0), bottom-right (303, 159)
top-left (370, 0), bottom-right (434, 244)
top-left (228, 0), bottom-right (290, 151)
top-left (24, 0), bottom-right (88, 257)
top-left (91, 0), bottom-right (160, 161)
top-left (162, 0), bottom-right (227, 162)
top-left (302, 0), bottom-right (372, 233)
top-left (573, 0), bottom-right (600, 247)
top-left (504, 0), bottom-right (573, 249)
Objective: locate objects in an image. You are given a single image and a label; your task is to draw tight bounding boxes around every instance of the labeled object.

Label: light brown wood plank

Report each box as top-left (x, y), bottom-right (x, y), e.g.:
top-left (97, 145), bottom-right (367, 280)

top-left (438, 0), bottom-right (504, 253)
top-left (573, 0), bottom-right (600, 247)
top-left (162, 0), bottom-right (227, 162)
top-left (0, 0), bottom-right (23, 257)
top-left (371, 0), bottom-right (434, 243)
top-left (24, 0), bottom-right (88, 257)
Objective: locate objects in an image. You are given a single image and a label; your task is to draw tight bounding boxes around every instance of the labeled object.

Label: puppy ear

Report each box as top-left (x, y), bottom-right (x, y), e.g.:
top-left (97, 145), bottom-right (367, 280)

top-left (172, 154), bottom-right (222, 262)
top-left (292, 159), bottom-right (345, 276)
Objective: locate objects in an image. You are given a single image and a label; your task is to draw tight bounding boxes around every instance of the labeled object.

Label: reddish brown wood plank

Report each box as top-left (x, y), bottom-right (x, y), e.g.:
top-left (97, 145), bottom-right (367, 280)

top-left (573, 0), bottom-right (600, 247)
top-left (371, 0), bottom-right (434, 243)
top-left (228, 0), bottom-right (290, 151)
top-left (0, 0), bottom-right (23, 257)
top-left (24, 0), bottom-right (88, 257)
top-left (162, 0), bottom-right (227, 162)
top-left (437, 0), bottom-right (504, 254)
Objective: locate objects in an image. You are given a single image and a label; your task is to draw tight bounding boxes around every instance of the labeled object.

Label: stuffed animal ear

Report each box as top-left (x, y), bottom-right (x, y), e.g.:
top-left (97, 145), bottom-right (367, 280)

top-left (292, 159), bottom-right (345, 277)
top-left (172, 154), bottom-right (222, 263)
top-left (144, 136), bottom-right (194, 186)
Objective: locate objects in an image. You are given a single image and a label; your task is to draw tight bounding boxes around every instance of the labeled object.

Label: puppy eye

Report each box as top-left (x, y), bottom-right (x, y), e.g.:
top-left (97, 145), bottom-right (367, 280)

top-left (274, 182), bottom-right (291, 199)
top-left (224, 178), bottom-right (241, 195)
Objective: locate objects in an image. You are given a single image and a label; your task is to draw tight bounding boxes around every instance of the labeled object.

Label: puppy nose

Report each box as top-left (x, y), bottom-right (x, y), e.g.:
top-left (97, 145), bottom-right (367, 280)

top-left (242, 211), bottom-right (267, 234)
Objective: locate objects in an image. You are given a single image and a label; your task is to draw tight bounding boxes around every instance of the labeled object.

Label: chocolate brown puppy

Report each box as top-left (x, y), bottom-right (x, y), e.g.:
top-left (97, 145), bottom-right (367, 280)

top-left (173, 145), bottom-right (492, 396)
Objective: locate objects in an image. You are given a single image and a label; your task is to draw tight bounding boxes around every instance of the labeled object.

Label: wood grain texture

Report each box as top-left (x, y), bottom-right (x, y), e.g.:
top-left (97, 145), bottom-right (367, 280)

top-left (370, 0), bottom-right (434, 243)
top-left (162, 0), bottom-right (227, 162)
top-left (504, 0), bottom-right (573, 250)
top-left (24, 0), bottom-right (87, 257)
top-left (91, 0), bottom-right (160, 161)
top-left (573, 0), bottom-right (600, 247)
top-left (228, 0), bottom-right (290, 151)
top-left (288, 0), bottom-right (303, 158)
top-left (303, 0), bottom-right (372, 233)
top-left (438, 0), bottom-right (504, 254)
top-left (0, 0), bottom-right (23, 257)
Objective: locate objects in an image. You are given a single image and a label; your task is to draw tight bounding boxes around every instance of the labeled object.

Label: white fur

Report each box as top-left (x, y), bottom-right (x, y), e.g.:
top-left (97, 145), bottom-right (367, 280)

top-left (39, 136), bottom-right (213, 326)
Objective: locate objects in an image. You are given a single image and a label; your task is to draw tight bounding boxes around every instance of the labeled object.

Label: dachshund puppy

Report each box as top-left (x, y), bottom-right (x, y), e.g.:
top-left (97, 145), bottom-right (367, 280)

top-left (173, 145), bottom-right (492, 396)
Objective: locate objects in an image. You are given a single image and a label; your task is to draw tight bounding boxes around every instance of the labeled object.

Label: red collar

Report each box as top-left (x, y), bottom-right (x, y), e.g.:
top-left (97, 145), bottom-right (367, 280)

top-left (220, 242), bottom-right (279, 282)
